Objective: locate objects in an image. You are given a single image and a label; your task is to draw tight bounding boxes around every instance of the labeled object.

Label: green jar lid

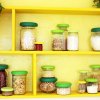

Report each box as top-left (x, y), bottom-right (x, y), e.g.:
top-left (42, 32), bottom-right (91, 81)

top-left (11, 71), bottom-right (28, 75)
top-left (40, 77), bottom-right (57, 82)
top-left (51, 29), bottom-right (64, 34)
top-left (57, 24), bottom-right (69, 28)
top-left (79, 70), bottom-right (89, 73)
top-left (1, 87), bottom-right (14, 92)
top-left (20, 22), bottom-right (38, 27)
top-left (90, 65), bottom-right (100, 69)
top-left (41, 65), bottom-right (55, 71)
top-left (56, 82), bottom-right (72, 88)
top-left (91, 28), bottom-right (100, 32)
top-left (0, 64), bottom-right (8, 70)
top-left (86, 78), bottom-right (98, 83)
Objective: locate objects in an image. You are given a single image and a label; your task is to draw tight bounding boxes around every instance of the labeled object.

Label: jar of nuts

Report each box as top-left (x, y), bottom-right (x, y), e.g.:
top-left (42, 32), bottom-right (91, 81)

top-left (11, 71), bottom-right (28, 95)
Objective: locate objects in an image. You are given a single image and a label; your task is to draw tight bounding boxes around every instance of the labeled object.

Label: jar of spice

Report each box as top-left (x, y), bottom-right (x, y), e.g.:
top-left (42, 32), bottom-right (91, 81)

top-left (56, 82), bottom-right (72, 95)
top-left (86, 78), bottom-right (98, 94)
top-left (78, 81), bottom-right (86, 94)
top-left (91, 28), bottom-right (100, 51)
top-left (0, 64), bottom-right (8, 93)
top-left (51, 30), bottom-right (65, 51)
top-left (41, 65), bottom-right (55, 77)
top-left (67, 32), bottom-right (79, 51)
top-left (35, 42), bottom-right (43, 51)
top-left (11, 71), bottom-right (28, 95)
top-left (20, 22), bottom-right (38, 50)
top-left (39, 77), bottom-right (57, 93)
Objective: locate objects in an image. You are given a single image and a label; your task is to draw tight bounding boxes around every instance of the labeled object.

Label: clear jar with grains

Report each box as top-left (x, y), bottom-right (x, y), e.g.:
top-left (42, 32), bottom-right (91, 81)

top-left (91, 28), bottom-right (100, 51)
top-left (11, 71), bottom-right (28, 95)
top-left (39, 77), bottom-right (57, 93)
top-left (20, 22), bottom-right (38, 50)
top-left (51, 30), bottom-right (65, 51)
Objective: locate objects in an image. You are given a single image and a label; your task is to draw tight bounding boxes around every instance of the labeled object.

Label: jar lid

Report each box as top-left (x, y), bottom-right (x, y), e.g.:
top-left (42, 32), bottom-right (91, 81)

top-left (91, 28), bottom-right (100, 32)
top-left (11, 71), bottom-right (28, 75)
top-left (1, 87), bottom-right (14, 92)
top-left (90, 65), bottom-right (100, 69)
top-left (79, 70), bottom-right (89, 73)
top-left (56, 82), bottom-right (72, 88)
top-left (41, 65), bottom-right (55, 71)
top-left (35, 42), bottom-right (43, 44)
top-left (20, 22), bottom-right (38, 27)
top-left (51, 30), bottom-right (64, 34)
top-left (0, 64), bottom-right (8, 70)
top-left (57, 24), bottom-right (69, 28)
top-left (86, 78), bottom-right (98, 83)
top-left (78, 81), bottom-right (86, 84)
top-left (40, 77), bottom-right (57, 82)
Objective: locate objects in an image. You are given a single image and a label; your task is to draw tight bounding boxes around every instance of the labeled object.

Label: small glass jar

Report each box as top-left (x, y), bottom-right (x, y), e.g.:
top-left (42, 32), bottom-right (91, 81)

top-left (41, 65), bottom-right (55, 77)
top-left (86, 78), bottom-right (98, 94)
top-left (0, 64), bottom-right (8, 93)
top-left (1, 87), bottom-right (14, 96)
top-left (51, 30), bottom-right (65, 51)
top-left (35, 42), bottom-right (43, 51)
top-left (57, 24), bottom-right (69, 50)
top-left (67, 32), bottom-right (79, 51)
top-left (56, 82), bottom-right (72, 95)
top-left (39, 77), bottom-right (57, 93)
top-left (78, 81), bottom-right (86, 94)
top-left (91, 28), bottom-right (100, 51)
top-left (20, 22), bottom-right (38, 51)
top-left (11, 71), bottom-right (28, 95)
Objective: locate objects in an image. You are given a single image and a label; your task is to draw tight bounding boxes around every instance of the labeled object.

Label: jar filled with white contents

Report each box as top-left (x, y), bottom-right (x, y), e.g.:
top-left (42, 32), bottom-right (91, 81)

top-left (56, 82), bottom-right (72, 95)
top-left (11, 71), bottom-right (28, 95)
top-left (67, 32), bottom-right (79, 51)
top-left (91, 28), bottom-right (100, 51)
top-left (51, 30), bottom-right (65, 51)
top-left (20, 22), bottom-right (38, 50)
top-left (86, 78), bottom-right (98, 94)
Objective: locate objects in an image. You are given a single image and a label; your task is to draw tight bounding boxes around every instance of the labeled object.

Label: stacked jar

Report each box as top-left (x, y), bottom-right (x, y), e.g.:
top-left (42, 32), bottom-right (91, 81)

top-left (39, 65), bottom-right (57, 93)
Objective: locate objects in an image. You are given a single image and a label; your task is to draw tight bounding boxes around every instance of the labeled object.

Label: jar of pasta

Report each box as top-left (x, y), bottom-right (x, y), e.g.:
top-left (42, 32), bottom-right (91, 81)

top-left (11, 71), bottom-right (28, 95)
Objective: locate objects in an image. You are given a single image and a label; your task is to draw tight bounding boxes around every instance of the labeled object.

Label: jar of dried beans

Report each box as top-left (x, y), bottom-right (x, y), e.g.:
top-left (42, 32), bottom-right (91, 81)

top-left (51, 30), bottom-right (65, 51)
top-left (11, 71), bottom-right (28, 95)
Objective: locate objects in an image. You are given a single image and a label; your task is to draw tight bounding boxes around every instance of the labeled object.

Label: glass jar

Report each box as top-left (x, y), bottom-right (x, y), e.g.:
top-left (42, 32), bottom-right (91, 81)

top-left (90, 65), bottom-right (100, 91)
top-left (51, 30), bottom-right (65, 51)
top-left (41, 65), bottom-right (55, 77)
top-left (56, 82), bottom-right (72, 95)
top-left (91, 28), bottom-right (100, 51)
top-left (67, 32), bottom-right (79, 51)
top-left (86, 78), bottom-right (98, 94)
top-left (11, 71), bottom-right (28, 95)
top-left (20, 22), bottom-right (38, 50)
top-left (0, 64), bottom-right (8, 93)
top-left (78, 81), bottom-right (86, 94)
top-left (1, 87), bottom-right (14, 96)
top-left (35, 42), bottom-right (43, 51)
top-left (57, 24), bottom-right (69, 50)
top-left (39, 77), bottom-right (57, 93)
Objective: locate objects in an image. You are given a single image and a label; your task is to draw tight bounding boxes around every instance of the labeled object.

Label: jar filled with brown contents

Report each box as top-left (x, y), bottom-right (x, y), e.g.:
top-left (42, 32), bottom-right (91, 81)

top-left (39, 77), bottom-right (57, 93)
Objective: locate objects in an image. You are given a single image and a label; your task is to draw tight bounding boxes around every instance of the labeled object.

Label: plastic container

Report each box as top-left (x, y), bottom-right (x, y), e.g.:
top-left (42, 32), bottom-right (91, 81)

top-left (78, 81), bottom-right (86, 94)
top-left (1, 87), bottom-right (13, 96)
top-left (91, 28), bottom-right (100, 51)
top-left (67, 32), bottom-right (79, 51)
top-left (86, 78), bottom-right (98, 94)
top-left (51, 30), bottom-right (65, 51)
top-left (57, 24), bottom-right (69, 50)
top-left (11, 71), bottom-right (28, 95)
top-left (56, 82), bottom-right (72, 95)
top-left (39, 77), bottom-right (57, 93)
top-left (20, 22), bottom-right (38, 50)
top-left (35, 42), bottom-right (43, 51)
top-left (0, 64), bottom-right (8, 93)
top-left (41, 65), bottom-right (55, 77)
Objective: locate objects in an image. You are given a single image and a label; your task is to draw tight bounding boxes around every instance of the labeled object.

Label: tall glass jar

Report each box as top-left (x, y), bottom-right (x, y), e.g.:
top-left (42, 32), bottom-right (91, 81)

top-left (20, 22), bottom-right (38, 50)
top-left (51, 30), bottom-right (65, 51)
top-left (11, 71), bottom-right (28, 95)
top-left (0, 64), bottom-right (8, 93)
top-left (67, 32), bottom-right (79, 51)
top-left (91, 28), bottom-right (100, 51)
top-left (57, 24), bottom-right (69, 50)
